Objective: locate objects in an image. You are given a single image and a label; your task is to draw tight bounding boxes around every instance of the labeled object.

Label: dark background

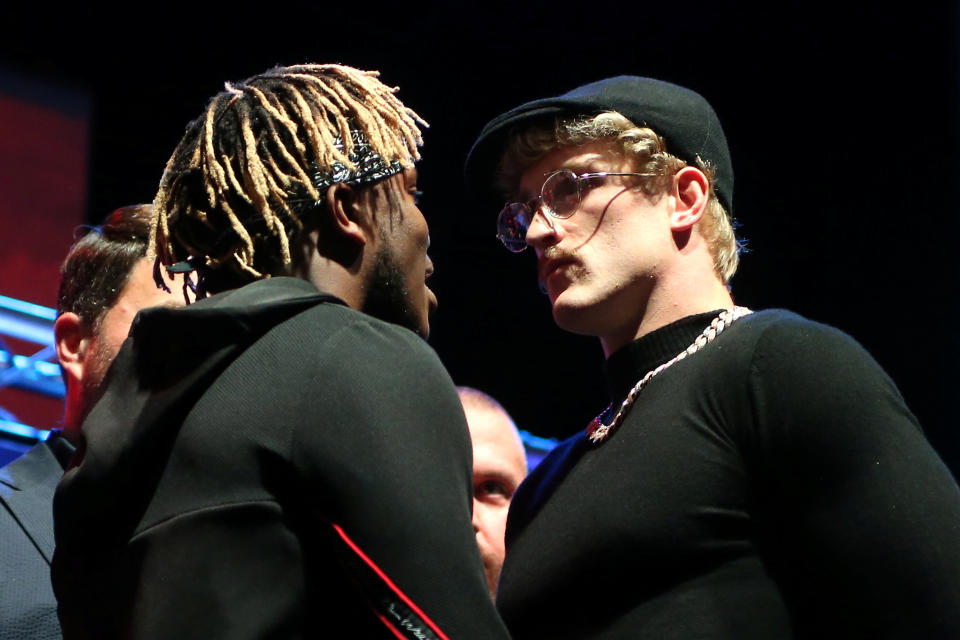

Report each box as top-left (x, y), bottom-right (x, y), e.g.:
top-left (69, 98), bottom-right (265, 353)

top-left (2, 3), bottom-right (957, 472)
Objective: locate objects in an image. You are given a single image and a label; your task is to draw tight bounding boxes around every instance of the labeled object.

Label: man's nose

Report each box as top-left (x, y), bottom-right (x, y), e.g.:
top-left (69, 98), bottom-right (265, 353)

top-left (472, 500), bottom-right (482, 532)
top-left (524, 207), bottom-right (559, 251)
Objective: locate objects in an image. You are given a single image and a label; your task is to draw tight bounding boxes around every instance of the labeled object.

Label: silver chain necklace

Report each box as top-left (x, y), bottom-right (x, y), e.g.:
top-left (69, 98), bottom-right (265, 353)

top-left (587, 307), bottom-right (754, 444)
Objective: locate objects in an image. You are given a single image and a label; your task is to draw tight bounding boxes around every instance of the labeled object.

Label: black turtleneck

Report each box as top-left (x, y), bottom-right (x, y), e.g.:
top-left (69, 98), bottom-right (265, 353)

top-left (603, 310), bottom-right (722, 405)
top-left (498, 309), bottom-right (960, 639)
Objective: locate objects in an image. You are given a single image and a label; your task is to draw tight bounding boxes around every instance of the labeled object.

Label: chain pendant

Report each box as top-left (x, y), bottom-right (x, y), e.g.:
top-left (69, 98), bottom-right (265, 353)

top-left (586, 307), bottom-right (753, 445)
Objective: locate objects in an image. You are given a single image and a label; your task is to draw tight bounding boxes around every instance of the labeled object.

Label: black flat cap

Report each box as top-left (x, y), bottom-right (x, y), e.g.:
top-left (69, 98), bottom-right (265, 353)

top-left (465, 76), bottom-right (734, 213)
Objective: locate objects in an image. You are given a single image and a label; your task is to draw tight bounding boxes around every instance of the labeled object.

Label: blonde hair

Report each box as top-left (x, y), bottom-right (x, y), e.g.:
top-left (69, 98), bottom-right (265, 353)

top-left (151, 64), bottom-right (427, 294)
top-left (498, 111), bottom-right (740, 283)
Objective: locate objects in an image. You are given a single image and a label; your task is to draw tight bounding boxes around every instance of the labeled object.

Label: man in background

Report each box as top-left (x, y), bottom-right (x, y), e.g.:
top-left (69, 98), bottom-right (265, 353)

top-left (457, 386), bottom-right (527, 600)
top-left (0, 205), bottom-right (183, 639)
top-left (54, 205), bottom-right (188, 432)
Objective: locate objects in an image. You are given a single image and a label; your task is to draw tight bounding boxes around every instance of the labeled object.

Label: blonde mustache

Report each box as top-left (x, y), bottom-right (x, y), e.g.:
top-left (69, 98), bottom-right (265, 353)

top-left (538, 246), bottom-right (578, 295)
top-left (542, 246), bottom-right (577, 262)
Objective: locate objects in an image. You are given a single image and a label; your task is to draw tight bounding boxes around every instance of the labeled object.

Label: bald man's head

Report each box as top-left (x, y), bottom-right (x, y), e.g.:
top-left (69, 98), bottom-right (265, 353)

top-left (457, 387), bottom-right (527, 600)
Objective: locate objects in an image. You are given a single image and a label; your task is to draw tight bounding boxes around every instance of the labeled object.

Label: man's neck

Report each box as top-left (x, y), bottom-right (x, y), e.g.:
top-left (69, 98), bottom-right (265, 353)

top-left (599, 272), bottom-right (735, 358)
top-left (61, 396), bottom-right (84, 448)
top-left (293, 231), bottom-right (369, 313)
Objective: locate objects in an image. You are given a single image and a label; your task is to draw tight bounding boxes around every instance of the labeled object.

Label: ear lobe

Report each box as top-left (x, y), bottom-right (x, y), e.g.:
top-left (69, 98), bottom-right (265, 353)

top-left (670, 167), bottom-right (710, 232)
top-left (325, 183), bottom-right (371, 246)
top-left (54, 312), bottom-right (89, 385)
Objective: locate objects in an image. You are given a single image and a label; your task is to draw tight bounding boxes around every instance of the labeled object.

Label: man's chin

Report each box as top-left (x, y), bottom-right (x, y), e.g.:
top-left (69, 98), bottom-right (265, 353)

top-left (551, 298), bottom-right (599, 336)
top-left (418, 294), bottom-right (436, 339)
top-left (400, 301), bottom-right (431, 340)
top-left (479, 552), bottom-right (502, 600)
top-left (415, 319), bottom-right (430, 340)
top-left (363, 247), bottom-right (428, 337)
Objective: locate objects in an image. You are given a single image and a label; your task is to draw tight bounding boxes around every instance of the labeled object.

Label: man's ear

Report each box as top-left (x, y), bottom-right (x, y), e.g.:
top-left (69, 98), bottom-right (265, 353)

top-left (324, 183), bottom-right (374, 246)
top-left (670, 167), bottom-right (711, 232)
top-left (54, 312), bottom-right (89, 385)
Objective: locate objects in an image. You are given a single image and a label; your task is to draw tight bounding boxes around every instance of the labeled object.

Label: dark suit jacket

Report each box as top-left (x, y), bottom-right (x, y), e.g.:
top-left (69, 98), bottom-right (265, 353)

top-left (0, 433), bottom-right (72, 640)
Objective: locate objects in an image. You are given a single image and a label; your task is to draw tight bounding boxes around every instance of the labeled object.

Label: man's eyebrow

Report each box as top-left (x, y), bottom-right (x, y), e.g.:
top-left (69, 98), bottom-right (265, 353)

top-left (558, 155), bottom-right (609, 173)
top-left (510, 154), bottom-right (610, 201)
top-left (474, 469), bottom-right (520, 489)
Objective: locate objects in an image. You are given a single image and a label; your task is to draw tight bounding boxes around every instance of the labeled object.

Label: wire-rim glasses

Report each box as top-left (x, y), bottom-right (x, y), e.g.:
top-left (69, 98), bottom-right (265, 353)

top-left (496, 169), bottom-right (657, 252)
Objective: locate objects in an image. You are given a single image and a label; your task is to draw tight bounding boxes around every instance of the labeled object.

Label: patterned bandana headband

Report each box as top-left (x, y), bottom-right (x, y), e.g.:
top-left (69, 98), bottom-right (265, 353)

top-left (310, 127), bottom-right (406, 197)
top-left (166, 127), bottom-right (407, 280)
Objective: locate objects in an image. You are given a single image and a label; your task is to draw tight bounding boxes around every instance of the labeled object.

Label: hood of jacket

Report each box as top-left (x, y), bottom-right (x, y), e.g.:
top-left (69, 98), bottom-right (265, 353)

top-left (53, 277), bottom-right (345, 554)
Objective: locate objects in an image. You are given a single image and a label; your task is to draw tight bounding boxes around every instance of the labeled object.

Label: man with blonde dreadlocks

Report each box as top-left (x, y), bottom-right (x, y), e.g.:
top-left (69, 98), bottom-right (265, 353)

top-left (51, 64), bottom-right (510, 640)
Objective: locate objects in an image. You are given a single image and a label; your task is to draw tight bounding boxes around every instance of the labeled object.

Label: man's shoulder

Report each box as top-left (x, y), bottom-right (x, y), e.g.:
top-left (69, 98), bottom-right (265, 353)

top-left (736, 307), bottom-right (842, 335)
top-left (688, 308), bottom-right (884, 399)
top-left (0, 441), bottom-right (61, 564)
top-left (728, 308), bottom-right (904, 419)
top-left (248, 295), bottom-right (449, 400)
top-left (275, 298), bottom-right (435, 357)
top-left (724, 308), bottom-right (867, 359)
top-left (194, 277), bottom-right (431, 354)
top-left (134, 277), bottom-right (437, 369)
top-left (0, 441), bottom-right (62, 494)
top-left (736, 308), bottom-right (867, 352)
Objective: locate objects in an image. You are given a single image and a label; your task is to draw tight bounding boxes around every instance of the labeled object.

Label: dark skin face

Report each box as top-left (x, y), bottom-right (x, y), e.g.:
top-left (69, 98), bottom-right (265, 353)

top-left (289, 167), bottom-right (438, 338)
top-left (361, 168), bottom-right (437, 338)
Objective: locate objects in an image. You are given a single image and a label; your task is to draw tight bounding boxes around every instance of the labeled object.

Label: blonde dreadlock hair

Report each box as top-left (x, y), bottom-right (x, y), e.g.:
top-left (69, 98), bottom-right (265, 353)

top-left (151, 63), bottom-right (427, 295)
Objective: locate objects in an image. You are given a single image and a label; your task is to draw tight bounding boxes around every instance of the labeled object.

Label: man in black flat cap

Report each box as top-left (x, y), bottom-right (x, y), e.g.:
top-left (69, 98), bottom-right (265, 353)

top-left (465, 76), bottom-right (960, 639)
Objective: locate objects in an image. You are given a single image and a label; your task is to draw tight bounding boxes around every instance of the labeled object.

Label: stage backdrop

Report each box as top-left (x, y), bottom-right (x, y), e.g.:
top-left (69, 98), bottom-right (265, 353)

top-left (0, 67), bottom-right (89, 434)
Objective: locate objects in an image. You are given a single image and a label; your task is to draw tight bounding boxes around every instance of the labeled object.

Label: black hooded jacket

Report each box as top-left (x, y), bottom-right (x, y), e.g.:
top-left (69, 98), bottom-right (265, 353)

top-left (52, 277), bottom-right (508, 639)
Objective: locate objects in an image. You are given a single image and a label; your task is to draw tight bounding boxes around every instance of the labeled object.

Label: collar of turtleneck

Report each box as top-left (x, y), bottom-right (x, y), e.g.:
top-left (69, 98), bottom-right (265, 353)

top-left (602, 310), bottom-right (724, 405)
